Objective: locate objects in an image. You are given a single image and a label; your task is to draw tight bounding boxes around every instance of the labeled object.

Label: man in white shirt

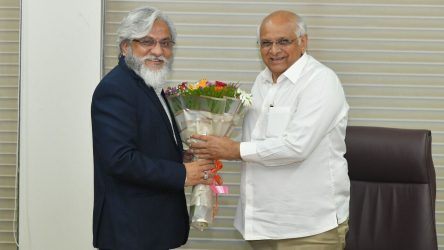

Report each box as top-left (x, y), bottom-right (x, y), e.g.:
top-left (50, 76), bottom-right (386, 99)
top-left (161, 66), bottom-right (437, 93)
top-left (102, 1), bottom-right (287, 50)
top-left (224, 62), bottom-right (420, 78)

top-left (191, 10), bottom-right (350, 249)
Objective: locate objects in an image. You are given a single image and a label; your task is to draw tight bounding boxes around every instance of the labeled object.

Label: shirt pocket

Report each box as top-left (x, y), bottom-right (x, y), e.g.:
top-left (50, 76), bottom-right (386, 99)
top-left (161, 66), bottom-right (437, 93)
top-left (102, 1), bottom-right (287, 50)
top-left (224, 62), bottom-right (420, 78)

top-left (266, 106), bottom-right (291, 137)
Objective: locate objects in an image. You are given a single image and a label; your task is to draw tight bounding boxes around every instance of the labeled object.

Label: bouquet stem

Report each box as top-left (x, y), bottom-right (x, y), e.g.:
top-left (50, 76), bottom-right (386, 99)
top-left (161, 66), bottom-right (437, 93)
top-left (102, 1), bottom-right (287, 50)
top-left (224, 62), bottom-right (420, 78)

top-left (189, 184), bottom-right (213, 231)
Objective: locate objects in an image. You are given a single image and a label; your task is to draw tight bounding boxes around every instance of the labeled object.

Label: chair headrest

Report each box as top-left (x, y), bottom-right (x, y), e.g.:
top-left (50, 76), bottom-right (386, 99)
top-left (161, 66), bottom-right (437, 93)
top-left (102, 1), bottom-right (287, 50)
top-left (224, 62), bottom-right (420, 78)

top-left (345, 126), bottom-right (433, 183)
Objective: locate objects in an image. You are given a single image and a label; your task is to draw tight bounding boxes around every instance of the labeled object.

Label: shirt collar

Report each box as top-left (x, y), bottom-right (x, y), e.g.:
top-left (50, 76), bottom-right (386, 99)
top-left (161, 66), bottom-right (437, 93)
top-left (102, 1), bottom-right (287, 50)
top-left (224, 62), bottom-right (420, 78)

top-left (259, 53), bottom-right (309, 85)
top-left (283, 52), bottom-right (308, 84)
top-left (154, 87), bottom-right (163, 95)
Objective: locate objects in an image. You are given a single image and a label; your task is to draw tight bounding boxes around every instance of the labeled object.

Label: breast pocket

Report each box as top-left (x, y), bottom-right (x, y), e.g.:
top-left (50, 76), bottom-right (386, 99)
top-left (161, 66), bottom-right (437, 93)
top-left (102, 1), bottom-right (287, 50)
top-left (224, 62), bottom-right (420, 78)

top-left (266, 106), bottom-right (291, 137)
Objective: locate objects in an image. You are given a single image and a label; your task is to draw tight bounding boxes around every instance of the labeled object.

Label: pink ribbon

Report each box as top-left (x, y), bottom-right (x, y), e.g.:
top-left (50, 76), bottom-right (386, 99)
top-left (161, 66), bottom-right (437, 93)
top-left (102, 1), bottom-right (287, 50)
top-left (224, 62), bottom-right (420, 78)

top-left (211, 185), bottom-right (229, 194)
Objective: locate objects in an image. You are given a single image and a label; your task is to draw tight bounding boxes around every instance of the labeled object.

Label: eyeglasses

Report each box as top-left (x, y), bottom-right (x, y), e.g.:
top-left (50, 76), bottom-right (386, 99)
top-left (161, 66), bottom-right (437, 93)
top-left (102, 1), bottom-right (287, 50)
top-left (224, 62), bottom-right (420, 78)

top-left (259, 38), bottom-right (297, 49)
top-left (132, 38), bottom-right (176, 49)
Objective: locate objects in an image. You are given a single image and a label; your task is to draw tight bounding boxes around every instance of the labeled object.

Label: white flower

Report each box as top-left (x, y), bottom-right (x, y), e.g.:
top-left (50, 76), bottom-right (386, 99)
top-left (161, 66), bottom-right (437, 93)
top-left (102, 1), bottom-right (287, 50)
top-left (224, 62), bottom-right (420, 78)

top-left (237, 89), bottom-right (253, 107)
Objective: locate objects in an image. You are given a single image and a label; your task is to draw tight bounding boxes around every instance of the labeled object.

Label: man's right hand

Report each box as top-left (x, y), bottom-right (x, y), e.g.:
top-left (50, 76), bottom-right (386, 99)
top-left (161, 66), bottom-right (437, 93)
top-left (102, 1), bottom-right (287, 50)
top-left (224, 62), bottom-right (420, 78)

top-left (184, 159), bottom-right (214, 187)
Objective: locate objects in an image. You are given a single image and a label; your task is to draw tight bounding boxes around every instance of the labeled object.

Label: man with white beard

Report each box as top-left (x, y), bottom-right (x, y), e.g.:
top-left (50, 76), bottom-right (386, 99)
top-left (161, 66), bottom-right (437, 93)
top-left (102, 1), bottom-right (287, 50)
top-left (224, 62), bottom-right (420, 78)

top-left (91, 6), bottom-right (215, 250)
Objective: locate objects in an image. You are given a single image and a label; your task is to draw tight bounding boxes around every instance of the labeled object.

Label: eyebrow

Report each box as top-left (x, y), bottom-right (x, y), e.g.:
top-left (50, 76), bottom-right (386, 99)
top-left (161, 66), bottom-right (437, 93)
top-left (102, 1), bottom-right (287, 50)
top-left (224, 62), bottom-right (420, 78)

top-left (260, 37), bottom-right (291, 41)
top-left (136, 36), bottom-right (173, 41)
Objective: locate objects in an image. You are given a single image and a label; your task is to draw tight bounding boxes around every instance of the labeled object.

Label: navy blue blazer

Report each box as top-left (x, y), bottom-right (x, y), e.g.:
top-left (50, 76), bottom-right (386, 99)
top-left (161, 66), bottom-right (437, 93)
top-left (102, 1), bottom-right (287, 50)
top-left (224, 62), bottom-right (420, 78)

top-left (91, 56), bottom-right (189, 250)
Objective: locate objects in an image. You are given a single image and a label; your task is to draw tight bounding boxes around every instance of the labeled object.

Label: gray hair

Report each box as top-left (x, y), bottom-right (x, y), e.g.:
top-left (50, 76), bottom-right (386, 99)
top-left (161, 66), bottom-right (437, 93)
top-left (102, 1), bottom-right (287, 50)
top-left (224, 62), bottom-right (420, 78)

top-left (294, 15), bottom-right (307, 37)
top-left (257, 12), bottom-right (307, 42)
top-left (116, 6), bottom-right (177, 55)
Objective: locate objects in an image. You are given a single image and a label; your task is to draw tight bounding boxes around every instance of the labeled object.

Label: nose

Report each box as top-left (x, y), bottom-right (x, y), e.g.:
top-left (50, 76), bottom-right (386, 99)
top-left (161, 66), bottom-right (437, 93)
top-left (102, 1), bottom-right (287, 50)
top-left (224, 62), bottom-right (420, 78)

top-left (269, 43), bottom-right (282, 54)
top-left (150, 42), bottom-right (163, 56)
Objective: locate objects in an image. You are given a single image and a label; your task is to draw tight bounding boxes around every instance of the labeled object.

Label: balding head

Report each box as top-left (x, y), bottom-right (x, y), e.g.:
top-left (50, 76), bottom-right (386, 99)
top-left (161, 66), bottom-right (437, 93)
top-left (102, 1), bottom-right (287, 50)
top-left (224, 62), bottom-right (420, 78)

top-left (257, 10), bottom-right (308, 82)
top-left (259, 10), bottom-right (307, 39)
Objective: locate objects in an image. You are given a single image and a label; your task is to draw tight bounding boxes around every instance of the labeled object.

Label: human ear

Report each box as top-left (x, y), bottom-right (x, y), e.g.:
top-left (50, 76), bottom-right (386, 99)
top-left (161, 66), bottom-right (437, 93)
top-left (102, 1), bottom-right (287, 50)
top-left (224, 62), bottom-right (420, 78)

top-left (120, 41), bottom-right (130, 56)
top-left (300, 34), bottom-right (308, 52)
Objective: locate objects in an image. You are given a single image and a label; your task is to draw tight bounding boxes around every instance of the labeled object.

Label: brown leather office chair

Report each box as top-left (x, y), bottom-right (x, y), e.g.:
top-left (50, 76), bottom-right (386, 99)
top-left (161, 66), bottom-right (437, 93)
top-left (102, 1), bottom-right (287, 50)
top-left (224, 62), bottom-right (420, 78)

top-left (344, 126), bottom-right (437, 250)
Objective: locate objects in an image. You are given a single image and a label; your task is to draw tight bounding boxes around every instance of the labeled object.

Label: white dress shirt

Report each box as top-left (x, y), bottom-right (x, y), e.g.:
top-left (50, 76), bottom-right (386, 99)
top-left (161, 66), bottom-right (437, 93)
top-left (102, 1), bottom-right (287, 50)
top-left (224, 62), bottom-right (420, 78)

top-left (236, 53), bottom-right (350, 240)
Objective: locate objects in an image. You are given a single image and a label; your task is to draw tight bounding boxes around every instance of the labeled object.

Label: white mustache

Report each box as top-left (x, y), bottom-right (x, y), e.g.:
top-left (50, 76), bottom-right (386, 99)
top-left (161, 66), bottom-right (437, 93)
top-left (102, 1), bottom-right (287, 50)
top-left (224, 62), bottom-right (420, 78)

top-left (143, 55), bottom-right (168, 63)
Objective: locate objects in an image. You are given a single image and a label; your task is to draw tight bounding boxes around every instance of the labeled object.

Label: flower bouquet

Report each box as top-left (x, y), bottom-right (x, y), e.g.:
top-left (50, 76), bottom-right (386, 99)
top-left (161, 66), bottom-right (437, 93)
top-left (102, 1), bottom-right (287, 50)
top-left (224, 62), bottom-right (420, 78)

top-left (164, 79), bottom-right (251, 231)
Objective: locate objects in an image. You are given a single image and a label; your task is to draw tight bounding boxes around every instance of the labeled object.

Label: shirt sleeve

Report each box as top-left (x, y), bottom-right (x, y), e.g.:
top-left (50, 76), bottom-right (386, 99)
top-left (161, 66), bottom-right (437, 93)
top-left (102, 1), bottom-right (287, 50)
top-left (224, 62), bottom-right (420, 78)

top-left (240, 69), bottom-right (348, 166)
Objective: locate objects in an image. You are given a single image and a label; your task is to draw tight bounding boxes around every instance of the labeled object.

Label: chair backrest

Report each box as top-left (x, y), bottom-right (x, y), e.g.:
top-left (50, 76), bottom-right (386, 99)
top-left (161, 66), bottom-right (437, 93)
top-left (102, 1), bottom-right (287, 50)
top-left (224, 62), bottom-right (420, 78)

top-left (344, 126), bottom-right (437, 250)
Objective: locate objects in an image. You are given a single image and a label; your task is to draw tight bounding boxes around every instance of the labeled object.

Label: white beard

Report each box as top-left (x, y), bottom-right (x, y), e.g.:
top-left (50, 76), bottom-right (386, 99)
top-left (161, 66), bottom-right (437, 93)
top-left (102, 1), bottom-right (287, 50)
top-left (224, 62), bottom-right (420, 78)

top-left (125, 48), bottom-right (173, 89)
top-left (139, 62), bottom-right (170, 89)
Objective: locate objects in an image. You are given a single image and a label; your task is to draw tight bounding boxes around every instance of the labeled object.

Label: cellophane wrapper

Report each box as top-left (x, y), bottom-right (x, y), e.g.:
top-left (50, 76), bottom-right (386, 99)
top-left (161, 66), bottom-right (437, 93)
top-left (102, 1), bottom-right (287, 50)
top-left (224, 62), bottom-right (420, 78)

top-left (166, 94), bottom-right (247, 231)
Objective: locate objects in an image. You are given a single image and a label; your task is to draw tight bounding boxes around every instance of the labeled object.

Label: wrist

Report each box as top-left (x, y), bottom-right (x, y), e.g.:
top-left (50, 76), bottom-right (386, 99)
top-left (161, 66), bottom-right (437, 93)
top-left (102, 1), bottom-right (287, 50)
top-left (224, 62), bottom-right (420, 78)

top-left (229, 141), bottom-right (241, 160)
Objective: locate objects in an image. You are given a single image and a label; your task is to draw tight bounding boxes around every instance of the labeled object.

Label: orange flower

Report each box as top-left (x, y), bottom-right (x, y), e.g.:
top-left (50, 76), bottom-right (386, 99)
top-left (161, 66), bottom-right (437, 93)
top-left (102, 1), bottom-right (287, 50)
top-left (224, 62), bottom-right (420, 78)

top-left (215, 85), bottom-right (224, 92)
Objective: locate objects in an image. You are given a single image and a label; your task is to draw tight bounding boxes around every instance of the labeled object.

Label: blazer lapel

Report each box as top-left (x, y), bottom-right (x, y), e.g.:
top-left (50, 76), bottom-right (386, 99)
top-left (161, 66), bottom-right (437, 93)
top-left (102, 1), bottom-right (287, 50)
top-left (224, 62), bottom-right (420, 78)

top-left (139, 82), bottom-right (181, 152)
top-left (162, 90), bottom-right (183, 152)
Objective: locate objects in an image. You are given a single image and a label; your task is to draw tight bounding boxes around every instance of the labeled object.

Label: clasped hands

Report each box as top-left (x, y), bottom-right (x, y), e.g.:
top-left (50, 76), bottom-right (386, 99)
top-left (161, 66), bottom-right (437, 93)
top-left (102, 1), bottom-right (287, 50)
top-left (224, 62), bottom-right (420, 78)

top-left (184, 134), bottom-right (241, 187)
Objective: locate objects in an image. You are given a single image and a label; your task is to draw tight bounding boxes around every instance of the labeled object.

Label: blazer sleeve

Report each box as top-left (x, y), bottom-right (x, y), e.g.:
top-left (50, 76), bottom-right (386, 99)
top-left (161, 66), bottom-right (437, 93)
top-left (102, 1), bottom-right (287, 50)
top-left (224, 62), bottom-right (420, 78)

top-left (91, 77), bottom-right (186, 190)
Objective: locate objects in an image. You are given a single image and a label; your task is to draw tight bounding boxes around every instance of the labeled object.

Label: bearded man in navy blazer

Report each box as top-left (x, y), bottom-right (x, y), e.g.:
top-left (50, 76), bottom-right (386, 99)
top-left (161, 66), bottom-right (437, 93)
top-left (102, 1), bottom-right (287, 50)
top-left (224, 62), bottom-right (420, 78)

top-left (91, 6), bottom-right (215, 250)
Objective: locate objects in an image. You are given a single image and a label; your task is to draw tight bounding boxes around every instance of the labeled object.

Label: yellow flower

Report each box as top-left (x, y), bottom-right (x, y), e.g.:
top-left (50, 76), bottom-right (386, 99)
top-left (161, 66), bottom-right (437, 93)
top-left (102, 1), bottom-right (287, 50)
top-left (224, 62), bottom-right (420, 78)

top-left (197, 79), bottom-right (208, 88)
top-left (188, 82), bottom-right (199, 90)
top-left (188, 79), bottom-right (208, 90)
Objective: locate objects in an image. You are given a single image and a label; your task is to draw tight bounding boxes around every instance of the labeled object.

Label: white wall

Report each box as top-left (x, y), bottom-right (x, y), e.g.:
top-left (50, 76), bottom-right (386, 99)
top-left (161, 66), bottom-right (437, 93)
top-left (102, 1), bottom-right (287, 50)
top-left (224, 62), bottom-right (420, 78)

top-left (19, 0), bottom-right (102, 249)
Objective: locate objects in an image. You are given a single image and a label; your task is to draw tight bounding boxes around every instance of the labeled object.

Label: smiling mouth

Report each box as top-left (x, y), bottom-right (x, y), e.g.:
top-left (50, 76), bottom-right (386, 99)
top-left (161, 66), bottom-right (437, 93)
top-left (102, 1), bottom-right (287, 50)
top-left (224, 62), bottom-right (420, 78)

top-left (146, 58), bottom-right (164, 64)
top-left (270, 57), bottom-right (285, 63)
